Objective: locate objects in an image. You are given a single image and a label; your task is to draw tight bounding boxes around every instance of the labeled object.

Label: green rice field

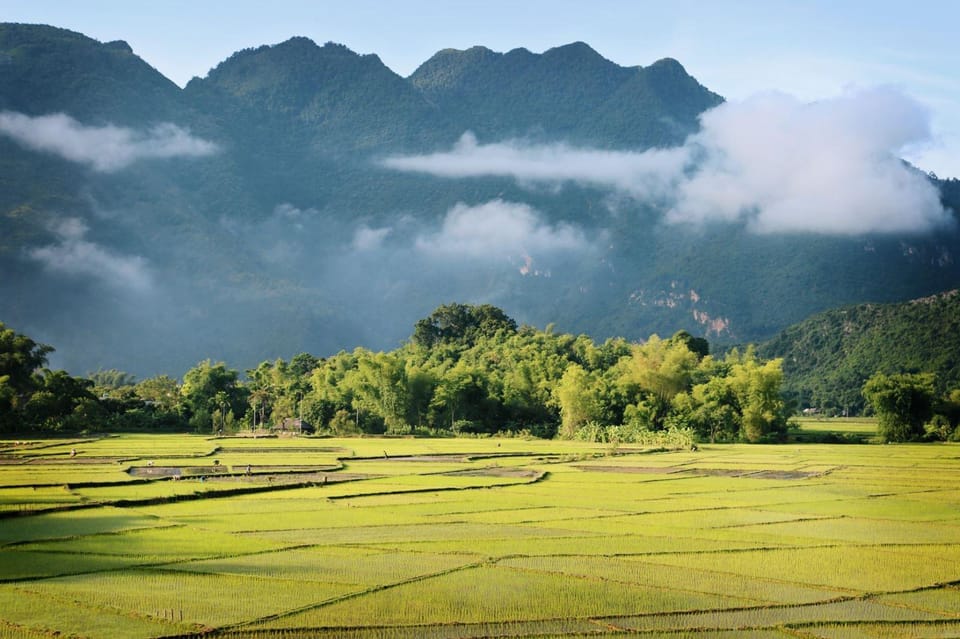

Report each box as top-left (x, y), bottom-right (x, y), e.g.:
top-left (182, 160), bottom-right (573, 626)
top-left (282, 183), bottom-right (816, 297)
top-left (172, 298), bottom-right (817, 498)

top-left (1, 432), bottom-right (958, 638)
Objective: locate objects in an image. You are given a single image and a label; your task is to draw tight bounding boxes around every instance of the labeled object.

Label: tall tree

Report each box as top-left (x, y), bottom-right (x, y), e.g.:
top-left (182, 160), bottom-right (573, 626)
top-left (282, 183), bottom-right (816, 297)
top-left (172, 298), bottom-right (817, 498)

top-left (429, 362), bottom-right (492, 432)
top-left (726, 350), bottom-right (789, 443)
top-left (0, 323), bottom-right (54, 432)
top-left (618, 335), bottom-right (698, 430)
top-left (22, 370), bottom-right (100, 432)
top-left (356, 351), bottom-right (410, 433)
top-left (412, 303), bottom-right (518, 349)
top-left (554, 364), bottom-right (602, 438)
top-left (135, 375), bottom-right (181, 413)
top-left (180, 360), bottom-right (245, 432)
top-left (863, 372), bottom-right (936, 442)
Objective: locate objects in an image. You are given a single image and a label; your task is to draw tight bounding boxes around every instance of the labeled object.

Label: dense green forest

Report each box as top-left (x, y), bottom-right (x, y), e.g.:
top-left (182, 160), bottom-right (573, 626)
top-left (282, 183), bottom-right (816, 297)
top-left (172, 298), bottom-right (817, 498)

top-left (759, 290), bottom-right (960, 415)
top-left (4, 304), bottom-right (960, 443)
top-left (2, 305), bottom-right (785, 444)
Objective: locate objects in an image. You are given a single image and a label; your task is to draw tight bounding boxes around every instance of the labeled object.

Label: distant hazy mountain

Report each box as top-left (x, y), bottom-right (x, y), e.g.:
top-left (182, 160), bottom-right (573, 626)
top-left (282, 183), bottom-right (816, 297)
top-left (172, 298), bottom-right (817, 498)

top-left (1, 23), bottom-right (958, 377)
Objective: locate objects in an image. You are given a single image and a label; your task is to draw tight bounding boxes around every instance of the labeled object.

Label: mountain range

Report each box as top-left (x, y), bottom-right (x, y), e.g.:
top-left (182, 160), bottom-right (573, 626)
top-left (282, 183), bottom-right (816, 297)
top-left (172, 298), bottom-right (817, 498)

top-left (1, 23), bottom-right (958, 377)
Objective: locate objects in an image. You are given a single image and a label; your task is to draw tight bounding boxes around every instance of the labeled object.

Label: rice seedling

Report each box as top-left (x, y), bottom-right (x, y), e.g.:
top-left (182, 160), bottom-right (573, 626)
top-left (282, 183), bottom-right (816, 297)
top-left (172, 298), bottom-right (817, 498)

top-left (153, 505), bottom-right (430, 533)
top-left (875, 586), bottom-right (960, 616)
top-left (0, 486), bottom-right (83, 511)
top-left (292, 628), bottom-right (798, 639)
top-left (0, 548), bottom-right (146, 580)
top-left (607, 598), bottom-right (946, 633)
top-left (254, 564), bottom-right (741, 629)
top-left (760, 494), bottom-right (960, 521)
top-left (800, 619), bottom-right (960, 638)
top-left (0, 582), bottom-right (196, 638)
top-left (71, 479), bottom-right (245, 502)
top-left (437, 505), bottom-right (613, 525)
top-left (18, 568), bottom-right (358, 627)
top-left (1, 434), bottom-right (958, 638)
top-left (732, 517), bottom-right (960, 545)
top-left (215, 618), bottom-right (605, 638)
top-left (0, 507), bottom-right (159, 544)
top-left (0, 465), bottom-right (136, 488)
top-left (501, 555), bottom-right (848, 605)
top-left (0, 622), bottom-right (52, 639)
top-left (245, 520), bottom-right (595, 547)
top-left (640, 545), bottom-right (960, 592)
top-left (541, 508), bottom-right (826, 535)
top-left (795, 417), bottom-right (878, 433)
top-left (367, 530), bottom-right (771, 558)
top-left (16, 523), bottom-right (290, 561)
top-left (166, 547), bottom-right (479, 586)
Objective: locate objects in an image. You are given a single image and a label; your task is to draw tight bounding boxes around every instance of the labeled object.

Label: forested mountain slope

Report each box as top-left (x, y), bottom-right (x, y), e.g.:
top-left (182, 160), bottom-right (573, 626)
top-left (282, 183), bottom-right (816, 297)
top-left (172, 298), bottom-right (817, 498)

top-left (759, 290), bottom-right (960, 414)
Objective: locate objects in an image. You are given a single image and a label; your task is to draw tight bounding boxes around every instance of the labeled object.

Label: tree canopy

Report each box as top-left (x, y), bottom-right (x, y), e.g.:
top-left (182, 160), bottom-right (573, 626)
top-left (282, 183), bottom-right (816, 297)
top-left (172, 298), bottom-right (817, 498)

top-left (760, 291), bottom-right (960, 415)
top-left (1, 321), bottom-right (95, 433)
top-left (862, 372), bottom-right (936, 443)
top-left (412, 303), bottom-right (518, 349)
top-left (5, 303), bottom-right (958, 442)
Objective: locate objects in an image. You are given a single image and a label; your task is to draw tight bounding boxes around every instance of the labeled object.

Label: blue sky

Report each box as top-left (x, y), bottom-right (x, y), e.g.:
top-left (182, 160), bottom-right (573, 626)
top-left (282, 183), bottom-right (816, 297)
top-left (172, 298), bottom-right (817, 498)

top-left (5, 0), bottom-right (959, 177)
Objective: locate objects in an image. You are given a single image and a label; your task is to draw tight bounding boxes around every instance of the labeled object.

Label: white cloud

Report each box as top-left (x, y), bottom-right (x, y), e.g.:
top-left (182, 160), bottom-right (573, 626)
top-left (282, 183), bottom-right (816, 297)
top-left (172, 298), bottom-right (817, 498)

top-left (384, 132), bottom-right (686, 200)
top-left (0, 111), bottom-right (217, 172)
top-left (273, 203), bottom-right (318, 219)
top-left (271, 203), bottom-right (318, 231)
top-left (384, 88), bottom-right (952, 235)
top-left (27, 218), bottom-right (152, 291)
top-left (415, 200), bottom-right (588, 259)
top-left (352, 225), bottom-right (392, 251)
top-left (668, 88), bottom-right (948, 234)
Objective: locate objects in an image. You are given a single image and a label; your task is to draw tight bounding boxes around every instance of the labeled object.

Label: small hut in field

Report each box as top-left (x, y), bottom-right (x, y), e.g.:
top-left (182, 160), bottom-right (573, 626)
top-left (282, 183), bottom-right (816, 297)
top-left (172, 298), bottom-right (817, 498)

top-left (275, 417), bottom-right (314, 434)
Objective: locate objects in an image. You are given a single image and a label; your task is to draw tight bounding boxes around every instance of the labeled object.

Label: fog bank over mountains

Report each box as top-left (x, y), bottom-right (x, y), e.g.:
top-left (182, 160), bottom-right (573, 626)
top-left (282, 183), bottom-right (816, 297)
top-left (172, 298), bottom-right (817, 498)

top-left (386, 86), bottom-right (950, 235)
top-left (1, 23), bottom-right (958, 376)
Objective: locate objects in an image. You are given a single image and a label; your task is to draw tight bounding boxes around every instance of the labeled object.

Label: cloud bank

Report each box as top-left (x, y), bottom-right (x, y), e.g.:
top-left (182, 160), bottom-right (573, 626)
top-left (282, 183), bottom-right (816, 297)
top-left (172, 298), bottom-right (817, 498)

top-left (0, 111), bottom-right (217, 172)
top-left (384, 88), bottom-right (950, 235)
top-left (670, 88), bottom-right (946, 233)
top-left (27, 218), bottom-right (152, 291)
top-left (414, 200), bottom-right (589, 259)
top-left (384, 131), bottom-right (686, 200)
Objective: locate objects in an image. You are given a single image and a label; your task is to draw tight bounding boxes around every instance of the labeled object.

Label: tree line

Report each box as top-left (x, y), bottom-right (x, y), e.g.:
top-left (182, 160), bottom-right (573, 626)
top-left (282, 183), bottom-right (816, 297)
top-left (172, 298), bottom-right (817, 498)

top-left (2, 304), bottom-right (958, 442)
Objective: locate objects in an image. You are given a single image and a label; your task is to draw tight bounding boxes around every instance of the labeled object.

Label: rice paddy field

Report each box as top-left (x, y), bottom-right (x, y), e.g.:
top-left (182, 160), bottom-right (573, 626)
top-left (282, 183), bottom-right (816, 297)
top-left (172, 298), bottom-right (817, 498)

top-left (1, 431), bottom-right (959, 638)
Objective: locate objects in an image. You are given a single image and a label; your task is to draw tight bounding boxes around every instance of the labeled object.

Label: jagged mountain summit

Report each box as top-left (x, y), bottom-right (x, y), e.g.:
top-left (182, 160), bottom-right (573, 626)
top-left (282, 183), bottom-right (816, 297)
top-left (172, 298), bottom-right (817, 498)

top-left (0, 23), bottom-right (183, 123)
top-left (1, 23), bottom-right (957, 376)
top-left (186, 37), bottom-right (441, 151)
top-left (410, 44), bottom-right (721, 147)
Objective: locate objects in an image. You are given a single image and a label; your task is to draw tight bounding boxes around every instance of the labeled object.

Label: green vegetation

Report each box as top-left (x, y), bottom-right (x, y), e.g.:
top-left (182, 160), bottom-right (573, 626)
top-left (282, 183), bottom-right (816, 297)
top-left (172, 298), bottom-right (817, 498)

top-left (0, 322), bottom-right (99, 433)
top-left (9, 298), bottom-right (960, 442)
top-left (0, 434), bottom-right (958, 637)
top-left (2, 307), bottom-right (796, 444)
top-left (862, 372), bottom-right (937, 442)
top-left (759, 290), bottom-right (960, 415)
